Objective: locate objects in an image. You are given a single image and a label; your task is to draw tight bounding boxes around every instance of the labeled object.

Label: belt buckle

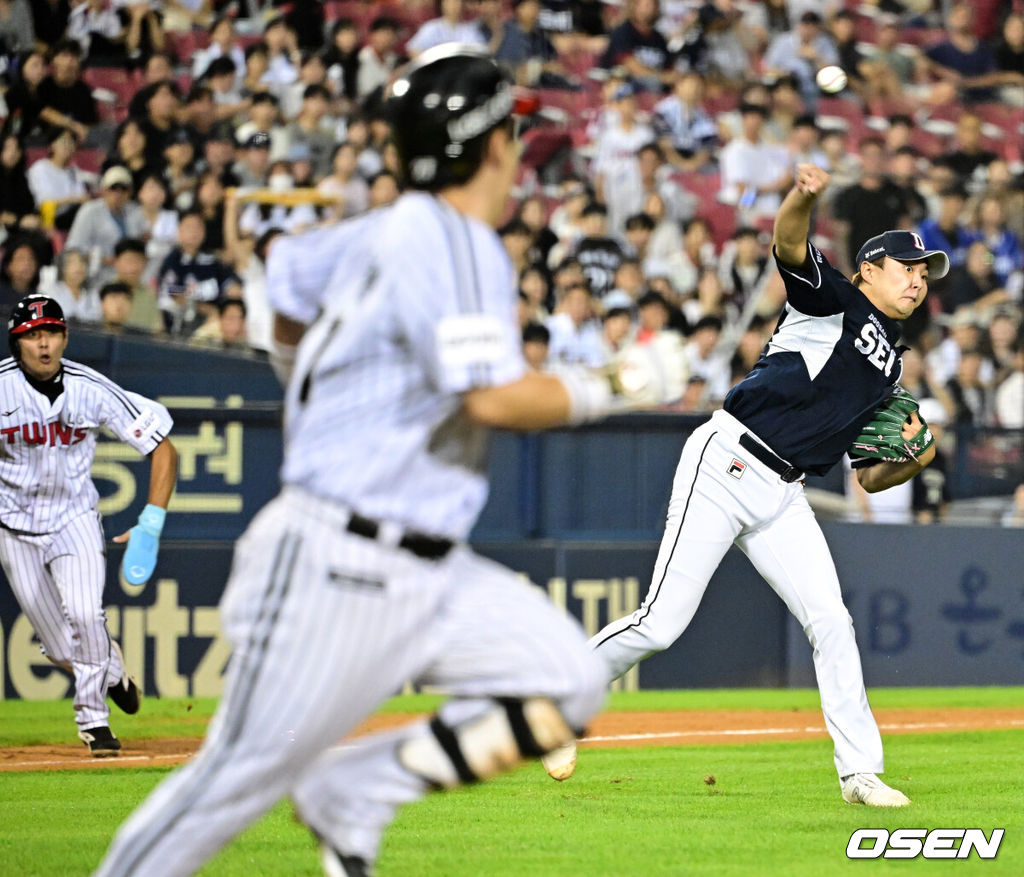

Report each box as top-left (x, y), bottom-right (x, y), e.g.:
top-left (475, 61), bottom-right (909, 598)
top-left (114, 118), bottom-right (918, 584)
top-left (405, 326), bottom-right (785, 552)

top-left (780, 466), bottom-right (800, 483)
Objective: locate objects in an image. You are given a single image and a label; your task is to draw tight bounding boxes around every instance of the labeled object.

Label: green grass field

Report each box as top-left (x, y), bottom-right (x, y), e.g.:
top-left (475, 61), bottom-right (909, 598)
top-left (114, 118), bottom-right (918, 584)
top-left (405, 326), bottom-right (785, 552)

top-left (1, 688), bottom-right (1021, 876)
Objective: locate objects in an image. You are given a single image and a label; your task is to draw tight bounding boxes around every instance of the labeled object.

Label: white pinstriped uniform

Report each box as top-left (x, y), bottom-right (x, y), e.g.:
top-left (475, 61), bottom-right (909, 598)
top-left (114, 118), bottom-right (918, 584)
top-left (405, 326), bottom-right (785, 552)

top-left (0, 359), bottom-right (172, 730)
top-left (95, 192), bottom-right (605, 876)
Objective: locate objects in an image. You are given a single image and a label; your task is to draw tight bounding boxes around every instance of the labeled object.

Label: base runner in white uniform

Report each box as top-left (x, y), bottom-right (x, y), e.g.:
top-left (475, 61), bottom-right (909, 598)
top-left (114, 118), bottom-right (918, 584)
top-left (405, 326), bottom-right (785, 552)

top-left (543, 165), bottom-right (946, 807)
top-left (94, 45), bottom-right (651, 877)
top-left (0, 295), bottom-right (178, 755)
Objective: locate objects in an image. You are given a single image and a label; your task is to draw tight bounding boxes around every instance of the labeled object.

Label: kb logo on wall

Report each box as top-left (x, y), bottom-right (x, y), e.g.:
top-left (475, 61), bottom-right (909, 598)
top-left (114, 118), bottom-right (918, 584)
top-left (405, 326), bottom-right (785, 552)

top-left (847, 828), bottom-right (1004, 859)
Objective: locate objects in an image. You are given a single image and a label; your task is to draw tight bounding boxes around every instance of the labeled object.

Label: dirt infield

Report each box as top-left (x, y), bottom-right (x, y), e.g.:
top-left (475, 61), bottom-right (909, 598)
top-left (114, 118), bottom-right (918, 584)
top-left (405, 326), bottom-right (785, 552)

top-left (3, 706), bottom-right (1022, 772)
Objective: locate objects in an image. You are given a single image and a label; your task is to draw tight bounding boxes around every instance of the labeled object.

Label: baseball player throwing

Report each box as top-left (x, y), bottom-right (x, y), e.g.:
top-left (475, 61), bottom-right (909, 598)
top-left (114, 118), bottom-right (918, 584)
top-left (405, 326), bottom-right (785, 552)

top-left (93, 45), bottom-right (651, 877)
top-left (0, 295), bottom-right (177, 755)
top-left (543, 164), bottom-right (944, 807)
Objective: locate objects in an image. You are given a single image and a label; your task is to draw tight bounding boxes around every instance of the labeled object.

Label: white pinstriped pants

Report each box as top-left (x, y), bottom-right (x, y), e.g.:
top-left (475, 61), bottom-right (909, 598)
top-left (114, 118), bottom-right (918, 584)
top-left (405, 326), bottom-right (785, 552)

top-left (0, 510), bottom-right (123, 730)
top-left (593, 409), bottom-right (885, 778)
top-left (94, 487), bottom-right (606, 877)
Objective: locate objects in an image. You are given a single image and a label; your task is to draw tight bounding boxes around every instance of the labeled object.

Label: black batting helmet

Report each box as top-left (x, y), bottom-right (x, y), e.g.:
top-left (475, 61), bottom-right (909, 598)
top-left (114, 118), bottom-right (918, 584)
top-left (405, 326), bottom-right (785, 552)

top-left (8, 294), bottom-right (67, 360)
top-left (385, 43), bottom-right (537, 191)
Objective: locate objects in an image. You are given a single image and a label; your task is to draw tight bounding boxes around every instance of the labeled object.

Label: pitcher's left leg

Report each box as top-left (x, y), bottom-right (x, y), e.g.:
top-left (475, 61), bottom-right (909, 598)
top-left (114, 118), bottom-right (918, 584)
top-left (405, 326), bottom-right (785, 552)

top-left (737, 492), bottom-right (883, 777)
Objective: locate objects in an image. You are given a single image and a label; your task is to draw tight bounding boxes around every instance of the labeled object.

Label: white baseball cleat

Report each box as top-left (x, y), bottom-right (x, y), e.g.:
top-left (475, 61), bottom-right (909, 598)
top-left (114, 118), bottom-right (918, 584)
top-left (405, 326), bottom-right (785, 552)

top-left (541, 741), bottom-right (578, 781)
top-left (841, 773), bottom-right (911, 807)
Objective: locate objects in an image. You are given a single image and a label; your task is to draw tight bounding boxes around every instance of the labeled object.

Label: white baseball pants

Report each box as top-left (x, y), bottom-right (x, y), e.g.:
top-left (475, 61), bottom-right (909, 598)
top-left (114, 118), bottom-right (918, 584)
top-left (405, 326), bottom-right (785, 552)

top-left (95, 488), bottom-right (605, 877)
top-left (593, 409), bottom-right (885, 778)
top-left (0, 510), bottom-right (123, 730)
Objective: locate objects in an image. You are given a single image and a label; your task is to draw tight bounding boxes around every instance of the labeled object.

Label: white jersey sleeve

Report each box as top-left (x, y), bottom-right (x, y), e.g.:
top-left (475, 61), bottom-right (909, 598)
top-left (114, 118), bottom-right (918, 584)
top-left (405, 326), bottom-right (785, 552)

top-left (387, 195), bottom-right (526, 394)
top-left (63, 364), bottom-right (173, 455)
top-left (266, 214), bottom-right (376, 325)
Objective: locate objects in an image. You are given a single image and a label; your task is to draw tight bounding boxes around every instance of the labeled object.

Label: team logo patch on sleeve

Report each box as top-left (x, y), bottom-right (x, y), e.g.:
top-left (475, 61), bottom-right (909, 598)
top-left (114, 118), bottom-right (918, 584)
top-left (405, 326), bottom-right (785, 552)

top-left (727, 459), bottom-right (746, 479)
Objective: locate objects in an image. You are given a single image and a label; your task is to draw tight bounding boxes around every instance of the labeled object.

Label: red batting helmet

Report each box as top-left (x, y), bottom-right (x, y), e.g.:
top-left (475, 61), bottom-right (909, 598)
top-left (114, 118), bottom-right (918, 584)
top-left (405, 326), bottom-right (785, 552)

top-left (8, 294), bottom-right (67, 359)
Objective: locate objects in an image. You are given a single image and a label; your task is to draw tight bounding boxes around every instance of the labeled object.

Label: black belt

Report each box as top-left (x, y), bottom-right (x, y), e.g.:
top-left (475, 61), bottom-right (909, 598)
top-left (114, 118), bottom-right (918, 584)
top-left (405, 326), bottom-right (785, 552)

top-left (738, 433), bottom-right (804, 483)
top-left (346, 511), bottom-right (454, 560)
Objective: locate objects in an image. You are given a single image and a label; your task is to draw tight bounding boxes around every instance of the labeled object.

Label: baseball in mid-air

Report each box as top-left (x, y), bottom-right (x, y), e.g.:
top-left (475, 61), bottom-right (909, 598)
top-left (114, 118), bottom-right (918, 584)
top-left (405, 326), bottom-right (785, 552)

top-left (816, 65), bottom-right (848, 94)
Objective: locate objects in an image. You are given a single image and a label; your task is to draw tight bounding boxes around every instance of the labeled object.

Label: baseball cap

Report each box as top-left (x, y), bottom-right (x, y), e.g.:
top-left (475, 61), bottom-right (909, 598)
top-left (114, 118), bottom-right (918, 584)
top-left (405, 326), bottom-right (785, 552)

top-left (243, 131), bottom-right (271, 150)
top-left (612, 81), bottom-right (639, 101)
top-left (855, 230), bottom-right (950, 279)
top-left (100, 166), bottom-right (133, 189)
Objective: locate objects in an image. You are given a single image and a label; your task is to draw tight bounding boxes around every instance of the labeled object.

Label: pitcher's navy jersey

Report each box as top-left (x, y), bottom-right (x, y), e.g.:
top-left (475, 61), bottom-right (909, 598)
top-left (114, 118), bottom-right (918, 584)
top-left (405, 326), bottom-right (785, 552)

top-left (724, 242), bottom-right (904, 475)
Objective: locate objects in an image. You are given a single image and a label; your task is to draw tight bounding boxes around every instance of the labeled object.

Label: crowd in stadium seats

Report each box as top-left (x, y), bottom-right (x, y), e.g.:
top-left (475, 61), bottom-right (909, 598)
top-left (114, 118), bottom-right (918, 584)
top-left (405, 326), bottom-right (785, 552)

top-left (0, 2), bottom-right (1022, 479)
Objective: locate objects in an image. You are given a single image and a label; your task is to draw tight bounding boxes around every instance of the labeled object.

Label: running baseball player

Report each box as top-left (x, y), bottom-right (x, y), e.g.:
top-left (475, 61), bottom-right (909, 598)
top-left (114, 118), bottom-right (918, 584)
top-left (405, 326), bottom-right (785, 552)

top-left (0, 295), bottom-right (177, 756)
top-left (94, 45), bottom-right (650, 877)
top-left (543, 164), bottom-right (944, 807)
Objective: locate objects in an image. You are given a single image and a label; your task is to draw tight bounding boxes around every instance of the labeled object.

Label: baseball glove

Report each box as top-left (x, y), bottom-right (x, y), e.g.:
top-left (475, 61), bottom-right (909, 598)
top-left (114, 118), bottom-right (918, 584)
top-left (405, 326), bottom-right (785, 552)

top-left (849, 386), bottom-right (934, 467)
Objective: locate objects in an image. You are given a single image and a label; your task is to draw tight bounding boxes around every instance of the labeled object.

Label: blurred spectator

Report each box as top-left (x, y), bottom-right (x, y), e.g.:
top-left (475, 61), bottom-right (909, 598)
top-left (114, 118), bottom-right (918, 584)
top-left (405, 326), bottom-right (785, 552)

top-left (233, 130), bottom-right (271, 187)
top-left (683, 313), bottom-right (730, 403)
top-left (0, 0), bottom-right (35, 56)
top-left (133, 79), bottom-right (181, 166)
top-left (240, 41), bottom-right (270, 98)
top-left (827, 10), bottom-right (866, 94)
top-left (356, 16), bottom-right (402, 100)
top-left (37, 39), bottom-right (97, 143)
top-left (728, 314), bottom-right (771, 382)
top-left (860, 13), bottom-right (950, 107)
top-left (605, 256), bottom-right (645, 307)
top-left (786, 113), bottom-right (826, 167)
top-left (942, 240), bottom-right (1011, 315)
top-left (994, 12), bottom-right (1024, 105)
top-left (26, 127), bottom-right (91, 230)
top-left (97, 281), bottom-right (135, 333)
top-left (718, 101), bottom-right (791, 220)
top-left (260, 15), bottom-right (300, 97)
top-left (496, 0), bottom-right (570, 88)
top-left (321, 18), bottom-right (360, 103)
top-left (923, 2), bottom-right (1024, 104)
top-left (987, 310), bottom-right (1022, 379)
top-left (104, 118), bottom-right (153, 193)
top-left (516, 196), bottom-right (558, 275)
top-left (718, 226), bottom-right (769, 313)
top-left (281, 50), bottom-right (329, 122)
top-left (762, 10), bottom-right (839, 109)
top-left (762, 73), bottom-right (804, 145)
top-left (197, 124), bottom-right (240, 187)
top-left (283, 84), bottom-right (334, 180)
top-left (1, 47), bottom-right (47, 140)
top-left (927, 308), bottom-right (990, 387)
top-left (191, 296), bottom-right (249, 349)
top-left (599, 304), bottom-right (633, 362)
top-left (637, 141), bottom-right (696, 222)
top-left (316, 141), bottom-right (367, 221)
top-left (591, 81), bottom-right (654, 235)
top-left (27, 0), bottom-right (68, 51)
top-left (883, 114), bottom-right (915, 154)
top-left (499, 218), bottom-right (534, 277)
top-left (367, 169), bottom-right (400, 209)
top-left (232, 224), bottom-right (282, 353)
top-left (157, 209), bottom-right (239, 335)
top-left (974, 195), bottom-right (1024, 292)
top-left (65, 165), bottom-right (145, 282)
top-left (201, 57), bottom-right (247, 122)
top-left (651, 70), bottom-right (717, 173)
top-left (939, 112), bottom-right (999, 186)
top-left (43, 247), bottom-right (100, 322)
top-left (522, 320), bottom-right (551, 371)
top-left (0, 236), bottom-right (40, 305)
top-left (0, 133), bottom-right (36, 232)
top-left (180, 84), bottom-right (218, 149)
top-left (817, 126), bottom-right (858, 196)
top-left (916, 183), bottom-right (980, 275)
top-left (547, 176), bottom-right (591, 264)
top-left (692, 1), bottom-right (752, 89)
top-left (601, 0), bottom-right (674, 91)
top-left (897, 345), bottom-right (948, 410)
top-left (619, 289), bottom-right (687, 399)
top-left (662, 216), bottom-right (717, 306)
top-left (234, 92), bottom-right (287, 162)
top-left (571, 202), bottom-right (626, 300)
top-left (111, 237), bottom-right (162, 333)
top-left (518, 264), bottom-right (550, 322)
top-left (135, 174), bottom-right (178, 277)
top-left (407, 0), bottom-right (487, 58)
top-left (545, 280), bottom-right (604, 365)
top-left (886, 146), bottom-right (929, 225)
top-left (993, 342), bottom-right (1024, 427)
top-left (945, 347), bottom-right (993, 425)
top-left (66, 0), bottom-right (123, 67)
top-left (191, 15), bottom-right (246, 82)
top-left (126, 51), bottom-right (174, 116)
top-left (832, 137), bottom-right (916, 276)
top-left (163, 126), bottom-right (197, 209)
top-left (161, 0), bottom-right (213, 34)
